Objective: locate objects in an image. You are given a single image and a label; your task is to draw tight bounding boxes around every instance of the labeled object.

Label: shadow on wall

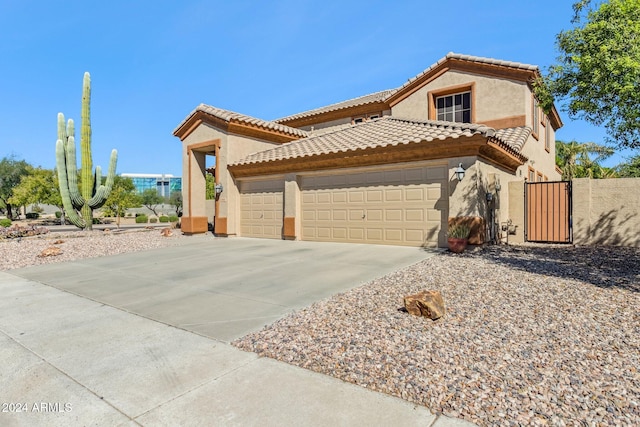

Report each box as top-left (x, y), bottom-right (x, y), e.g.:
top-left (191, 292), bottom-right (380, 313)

top-left (465, 244), bottom-right (640, 293)
top-left (588, 209), bottom-right (640, 247)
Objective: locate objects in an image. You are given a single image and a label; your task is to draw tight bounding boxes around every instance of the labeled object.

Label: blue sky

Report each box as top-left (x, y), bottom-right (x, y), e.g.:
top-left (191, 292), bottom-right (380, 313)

top-left (0, 0), bottom-right (634, 177)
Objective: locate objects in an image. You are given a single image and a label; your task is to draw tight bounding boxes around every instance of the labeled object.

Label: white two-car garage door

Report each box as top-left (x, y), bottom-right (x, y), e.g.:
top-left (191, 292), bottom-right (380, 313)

top-left (239, 179), bottom-right (284, 239)
top-left (301, 165), bottom-right (448, 247)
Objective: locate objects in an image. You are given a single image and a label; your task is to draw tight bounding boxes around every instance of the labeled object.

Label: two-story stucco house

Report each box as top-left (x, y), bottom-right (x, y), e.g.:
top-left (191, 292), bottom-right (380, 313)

top-left (173, 52), bottom-right (562, 248)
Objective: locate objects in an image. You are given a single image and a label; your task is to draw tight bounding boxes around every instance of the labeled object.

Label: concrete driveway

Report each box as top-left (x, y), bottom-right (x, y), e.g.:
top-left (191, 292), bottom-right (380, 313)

top-left (10, 237), bottom-right (435, 342)
top-left (1, 237), bottom-right (475, 426)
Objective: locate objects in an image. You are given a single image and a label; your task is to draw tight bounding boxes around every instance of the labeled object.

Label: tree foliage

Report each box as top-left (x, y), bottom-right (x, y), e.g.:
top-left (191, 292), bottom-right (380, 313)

top-left (169, 190), bottom-right (183, 217)
top-left (205, 173), bottom-right (216, 200)
top-left (140, 188), bottom-right (164, 216)
top-left (540, 0), bottom-right (640, 149)
top-left (8, 168), bottom-right (62, 210)
top-left (555, 140), bottom-right (616, 179)
top-left (102, 176), bottom-right (141, 226)
top-left (616, 154), bottom-right (640, 176)
top-left (0, 156), bottom-right (31, 219)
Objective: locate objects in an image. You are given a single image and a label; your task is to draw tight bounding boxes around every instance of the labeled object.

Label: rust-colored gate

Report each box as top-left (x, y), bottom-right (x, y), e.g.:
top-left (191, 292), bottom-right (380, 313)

top-left (525, 181), bottom-right (572, 243)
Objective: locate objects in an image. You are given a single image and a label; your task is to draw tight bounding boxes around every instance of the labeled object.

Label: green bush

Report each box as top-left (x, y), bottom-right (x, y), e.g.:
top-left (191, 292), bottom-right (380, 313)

top-left (0, 218), bottom-right (11, 228)
top-left (25, 212), bottom-right (40, 219)
top-left (149, 217), bottom-right (158, 223)
top-left (55, 211), bottom-right (62, 218)
top-left (168, 215), bottom-right (179, 222)
top-left (135, 214), bottom-right (148, 224)
top-left (159, 216), bottom-right (169, 223)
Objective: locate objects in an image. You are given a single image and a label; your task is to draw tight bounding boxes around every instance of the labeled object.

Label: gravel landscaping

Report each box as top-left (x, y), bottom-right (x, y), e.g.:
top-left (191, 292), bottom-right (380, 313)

top-left (234, 245), bottom-right (640, 426)
top-left (2, 229), bottom-right (638, 425)
top-left (0, 228), bottom-right (186, 271)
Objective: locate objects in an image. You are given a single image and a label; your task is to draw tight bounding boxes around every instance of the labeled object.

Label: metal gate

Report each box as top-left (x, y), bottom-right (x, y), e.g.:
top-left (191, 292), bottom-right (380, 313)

top-left (525, 181), bottom-right (572, 243)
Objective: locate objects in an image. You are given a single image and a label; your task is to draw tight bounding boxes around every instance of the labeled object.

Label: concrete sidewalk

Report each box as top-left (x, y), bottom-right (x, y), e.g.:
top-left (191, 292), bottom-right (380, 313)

top-left (1, 238), bottom-right (476, 426)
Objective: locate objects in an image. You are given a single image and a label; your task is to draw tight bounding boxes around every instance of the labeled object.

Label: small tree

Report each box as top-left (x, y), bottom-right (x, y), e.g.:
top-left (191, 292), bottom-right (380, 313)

top-left (205, 173), bottom-right (216, 200)
top-left (555, 140), bottom-right (614, 180)
top-left (169, 190), bottom-right (183, 217)
top-left (540, 0), bottom-right (640, 149)
top-left (617, 154), bottom-right (640, 177)
top-left (102, 176), bottom-right (141, 228)
top-left (0, 155), bottom-right (31, 219)
top-left (9, 168), bottom-right (63, 219)
top-left (140, 188), bottom-right (163, 216)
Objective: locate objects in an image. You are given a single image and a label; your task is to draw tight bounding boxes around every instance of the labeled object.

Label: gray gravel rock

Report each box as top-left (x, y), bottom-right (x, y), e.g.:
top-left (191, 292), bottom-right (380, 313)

top-left (234, 245), bottom-right (640, 426)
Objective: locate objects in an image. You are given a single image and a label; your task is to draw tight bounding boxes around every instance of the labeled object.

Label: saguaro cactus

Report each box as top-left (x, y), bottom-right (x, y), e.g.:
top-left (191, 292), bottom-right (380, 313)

top-left (56, 72), bottom-right (117, 230)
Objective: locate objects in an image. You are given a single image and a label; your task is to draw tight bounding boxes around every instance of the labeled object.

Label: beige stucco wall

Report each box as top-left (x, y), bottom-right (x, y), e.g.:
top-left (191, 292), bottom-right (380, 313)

top-left (391, 70), bottom-right (527, 123)
top-left (573, 178), bottom-right (640, 247)
top-left (518, 132), bottom-right (560, 181)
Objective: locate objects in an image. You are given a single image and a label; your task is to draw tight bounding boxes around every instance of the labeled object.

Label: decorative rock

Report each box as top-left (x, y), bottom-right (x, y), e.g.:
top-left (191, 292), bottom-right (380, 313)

top-left (404, 290), bottom-right (445, 320)
top-left (37, 246), bottom-right (63, 258)
top-left (160, 227), bottom-right (173, 237)
top-left (53, 239), bottom-right (65, 245)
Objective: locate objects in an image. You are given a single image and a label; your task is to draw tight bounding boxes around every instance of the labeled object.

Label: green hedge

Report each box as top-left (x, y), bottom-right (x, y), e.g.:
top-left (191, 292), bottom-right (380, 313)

top-left (168, 215), bottom-right (179, 222)
top-left (135, 214), bottom-right (148, 224)
top-left (150, 217), bottom-right (158, 223)
top-left (55, 211), bottom-right (62, 218)
top-left (25, 212), bottom-right (40, 219)
top-left (159, 216), bottom-right (169, 223)
top-left (0, 218), bottom-right (11, 228)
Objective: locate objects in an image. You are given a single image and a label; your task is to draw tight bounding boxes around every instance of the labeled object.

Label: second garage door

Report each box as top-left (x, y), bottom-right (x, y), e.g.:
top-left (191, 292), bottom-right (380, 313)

top-left (239, 179), bottom-right (284, 239)
top-left (301, 165), bottom-right (448, 247)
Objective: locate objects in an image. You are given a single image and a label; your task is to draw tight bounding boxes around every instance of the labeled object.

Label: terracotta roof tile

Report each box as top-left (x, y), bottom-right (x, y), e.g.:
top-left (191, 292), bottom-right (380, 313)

top-left (386, 52), bottom-right (539, 99)
top-left (174, 104), bottom-right (309, 138)
top-left (493, 126), bottom-right (532, 152)
top-left (274, 89), bottom-right (395, 123)
top-left (231, 117), bottom-right (499, 166)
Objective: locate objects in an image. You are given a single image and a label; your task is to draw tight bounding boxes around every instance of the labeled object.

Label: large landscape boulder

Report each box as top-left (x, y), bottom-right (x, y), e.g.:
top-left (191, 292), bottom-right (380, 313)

top-left (403, 290), bottom-right (445, 320)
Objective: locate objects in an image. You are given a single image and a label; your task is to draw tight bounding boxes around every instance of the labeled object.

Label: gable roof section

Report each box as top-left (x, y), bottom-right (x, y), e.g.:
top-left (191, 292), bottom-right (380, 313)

top-left (271, 53), bottom-right (562, 131)
top-left (275, 89), bottom-right (394, 123)
top-left (385, 52), bottom-right (563, 130)
top-left (230, 117), bottom-right (529, 175)
top-left (173, 104), bottom-right (309, 143)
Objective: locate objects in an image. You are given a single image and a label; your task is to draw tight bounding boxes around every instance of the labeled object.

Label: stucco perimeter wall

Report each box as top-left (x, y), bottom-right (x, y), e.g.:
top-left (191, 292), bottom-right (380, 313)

top-left (391, 70), bottom-right (527, 123)
top-left (572, 178), bottom-right (640, 247)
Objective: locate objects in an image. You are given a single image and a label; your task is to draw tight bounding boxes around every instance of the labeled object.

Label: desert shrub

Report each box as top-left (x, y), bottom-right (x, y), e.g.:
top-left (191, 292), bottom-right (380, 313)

top-left (0, 218), bottom-right (11, 228)
top-left (25, 212), bottom-right (40, 219)
top-left (149, 217), bottom-right (158, 223)
top-left (135, 214), bottom-right (148, 224)
top-left (55, 211), bottom-right (62, 218)
top-left (168, 215), bottom-right (179, 222)
top-left (159, 216), bottom-right (169, 223)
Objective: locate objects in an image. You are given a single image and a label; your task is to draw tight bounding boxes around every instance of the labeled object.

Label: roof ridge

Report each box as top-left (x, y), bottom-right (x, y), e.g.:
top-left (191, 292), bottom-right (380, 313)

top-left (274, 89), bottom-right (396, 123)
top-left (175, 103), bottom-right (308, 137)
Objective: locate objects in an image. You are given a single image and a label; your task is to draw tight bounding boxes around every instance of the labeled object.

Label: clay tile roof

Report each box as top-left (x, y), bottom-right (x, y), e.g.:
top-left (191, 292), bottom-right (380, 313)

top-left (173, 104), bottom-right (309, 138)
top-left (493, 126), bottom-right (532, 153)
top-left (231, 117), bottom-right (498, 166)
top-left (274, 89), bottom-right (395, 123)
top-left (386, 52), bottom-right (539, 99)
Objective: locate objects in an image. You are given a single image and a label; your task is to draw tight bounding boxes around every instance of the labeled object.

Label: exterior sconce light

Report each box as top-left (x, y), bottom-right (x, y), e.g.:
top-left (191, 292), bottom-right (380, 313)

top-left (455, 163), bottom-right (465, 182)
top-left (214, 183), bottom-right (223, 198)
top-left (486, 192), bottom-right (493, 201)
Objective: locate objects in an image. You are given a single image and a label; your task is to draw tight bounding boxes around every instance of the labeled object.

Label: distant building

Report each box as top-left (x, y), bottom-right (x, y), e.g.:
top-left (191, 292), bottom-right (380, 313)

top-left (120, 173), bottom-right (182, 197)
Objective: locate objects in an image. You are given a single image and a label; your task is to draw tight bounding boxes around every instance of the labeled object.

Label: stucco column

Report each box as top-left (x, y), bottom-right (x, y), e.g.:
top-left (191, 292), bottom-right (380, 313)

top-left (571, 178), bottom-right (591, 246)
top-left (182, 148), bottom-right (208, 234)
top-left (283, 173), bottom-right (300, 240)
top-left (508, 180), bottom-right (525, 244)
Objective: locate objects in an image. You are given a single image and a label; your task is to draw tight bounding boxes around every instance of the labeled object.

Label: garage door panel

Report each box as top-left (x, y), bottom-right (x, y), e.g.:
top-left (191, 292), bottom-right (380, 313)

top-left (385, 189), bottom-right (402, 202)
top-left (239, 179), bottom-right (284, 239)
top-left (405, 188), bottom-right (424, 201)
top-left (405, 209), bottom-right (424, 222)
top-left (367, 209), bottom-right (383, 221)
top-left (301, 166), bottom-right (448, 247)
top-left (385, 210), bottom-right (402, 221)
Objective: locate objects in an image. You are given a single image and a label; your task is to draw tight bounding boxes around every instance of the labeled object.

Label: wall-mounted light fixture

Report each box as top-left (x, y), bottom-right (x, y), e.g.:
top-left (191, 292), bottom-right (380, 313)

top-left (486, 192), bottom-right (493, 201)
top-left (455, 163), bottom-right (466, 182)
top-left (214, 183), bottom-right (223, 198)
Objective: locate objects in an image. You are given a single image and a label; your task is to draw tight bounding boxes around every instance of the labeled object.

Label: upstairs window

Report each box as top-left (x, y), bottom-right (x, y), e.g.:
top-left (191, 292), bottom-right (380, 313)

top-left (532, 97), bottom-right (540, 138)
top-left (436, 91), bottom-right (471, 123)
